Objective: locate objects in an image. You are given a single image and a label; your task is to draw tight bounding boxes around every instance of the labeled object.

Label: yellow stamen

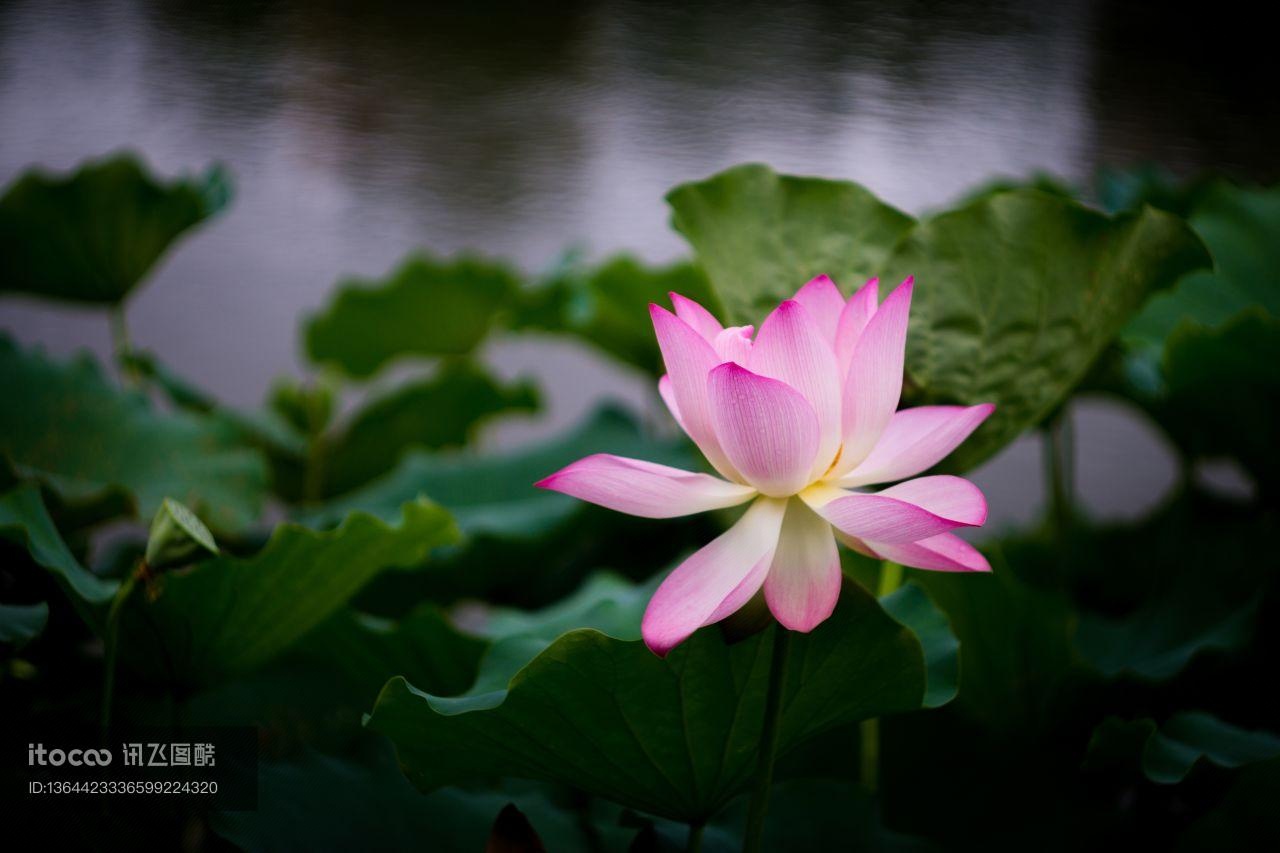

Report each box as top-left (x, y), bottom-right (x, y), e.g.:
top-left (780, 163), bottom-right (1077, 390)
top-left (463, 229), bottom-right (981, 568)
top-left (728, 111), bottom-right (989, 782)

top-left (820, 444), bottom-right (844, 480)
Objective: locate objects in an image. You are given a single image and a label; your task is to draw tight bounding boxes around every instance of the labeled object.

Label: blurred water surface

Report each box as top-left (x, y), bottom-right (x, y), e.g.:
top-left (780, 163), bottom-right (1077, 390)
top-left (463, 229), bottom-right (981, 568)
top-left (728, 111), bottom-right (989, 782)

top-left (1, 0), bottom-right (1273, 526)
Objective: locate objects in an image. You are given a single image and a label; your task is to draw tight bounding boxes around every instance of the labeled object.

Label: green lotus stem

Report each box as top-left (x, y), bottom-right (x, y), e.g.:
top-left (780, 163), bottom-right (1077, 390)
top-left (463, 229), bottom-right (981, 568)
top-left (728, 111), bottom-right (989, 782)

top-left (110, 305), bottom-right (138, 385)
top-left (100, 568), bottom-right (140, 734)
top-left (877, 561), bottom-right (904, 598)
top-left (299, 385), bottom-right (332, 504)
top-left (687, 822), bottom-right (704, 853)
top-left (860, 561), bottom-right (905, 794)
top-left (1045, 409), bottom-right (1074, 535)
top-left (743, 626), bottom-right (790, 853)
top-left (860, 717), bottom-right (880, 793)
top-left (302, 435), bottom-right (327, 504)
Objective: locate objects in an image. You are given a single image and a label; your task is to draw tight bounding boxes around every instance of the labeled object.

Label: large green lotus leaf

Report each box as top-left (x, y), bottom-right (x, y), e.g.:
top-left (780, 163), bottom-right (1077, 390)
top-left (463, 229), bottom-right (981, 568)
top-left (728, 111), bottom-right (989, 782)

top-left (308, 406), bottom-right (694, 539)
top-left (210, 745), bottom-right (611, 853)
top-left (1124, 182), bottom-right (1280, 352)
top-left (0, 336), bottom-right (267, 531)
top-left (118, 498), bottom-right (457, 684)
top-left (521, 256), bottom-right (722, 375)
top-left (309, 361), bottom-right (539, 498)
top-left (666, 163), bottom-right (914, 325)
top-left (1086, 713), bottom-right (1280, 785)
top-left (304, 253), bottom-right (519, 378)
top-left (296, 604), bottom-right (487, 702)
top-left (880, 582), bottom-right (959, 709)
top-left (367, 583), bottom-right (926, 824)
top-left (668, 168), bottom-right (1207, 470)
top-left (0, 483), bottom-right (117, 605)
top-left (833, 562), bottom-right (959, 706)
top-left (0, 154), bottom-right (229, 304)
top-left (879, 190), bottom-right (1210, 470)
top-left (0, 601), bottom-right (49, 646)
top-left (772, 579), bottom-right (958, 789)
top-left (1158, 310), bottom-right (1280, 498)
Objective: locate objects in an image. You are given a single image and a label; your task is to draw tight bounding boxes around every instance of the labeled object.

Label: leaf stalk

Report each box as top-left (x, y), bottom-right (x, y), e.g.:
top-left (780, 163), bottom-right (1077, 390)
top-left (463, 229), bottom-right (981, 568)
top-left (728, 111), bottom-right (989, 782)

top-left (100, 566), bottom-right (140, 734)
top-left (742, 626), bottom-right (790, 853)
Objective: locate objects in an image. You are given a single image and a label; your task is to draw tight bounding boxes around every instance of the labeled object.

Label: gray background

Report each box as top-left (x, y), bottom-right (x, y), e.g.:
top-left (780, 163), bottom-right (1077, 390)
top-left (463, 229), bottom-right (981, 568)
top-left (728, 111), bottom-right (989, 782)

top-left (2, 0), bottom-right (1270, 531)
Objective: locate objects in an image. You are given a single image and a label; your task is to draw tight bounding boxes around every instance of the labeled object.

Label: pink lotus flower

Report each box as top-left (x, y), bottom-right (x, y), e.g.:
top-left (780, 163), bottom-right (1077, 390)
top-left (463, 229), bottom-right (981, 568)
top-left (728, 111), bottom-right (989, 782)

top-left (537, 275), bottom-right (993, 656)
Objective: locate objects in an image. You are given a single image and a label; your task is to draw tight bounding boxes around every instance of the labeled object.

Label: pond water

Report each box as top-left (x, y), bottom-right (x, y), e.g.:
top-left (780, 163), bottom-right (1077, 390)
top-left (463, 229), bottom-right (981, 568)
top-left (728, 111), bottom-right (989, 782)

top-left (1, 0), bottom-right (1270, 527)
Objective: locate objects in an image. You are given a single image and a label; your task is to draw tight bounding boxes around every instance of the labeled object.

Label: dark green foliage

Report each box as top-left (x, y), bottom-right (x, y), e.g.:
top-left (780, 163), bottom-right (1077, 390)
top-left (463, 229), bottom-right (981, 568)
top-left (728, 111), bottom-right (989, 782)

top-left (304, 254), bottom-right (521, 378)
top-left (0, 336), bottom-right (268, 531)
top-left (0, 154), bottom-right (229, 304)
top-left (3, 154), bottom-right (1278, 851)
top-left (368, 585), bottom-right (927, 823)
